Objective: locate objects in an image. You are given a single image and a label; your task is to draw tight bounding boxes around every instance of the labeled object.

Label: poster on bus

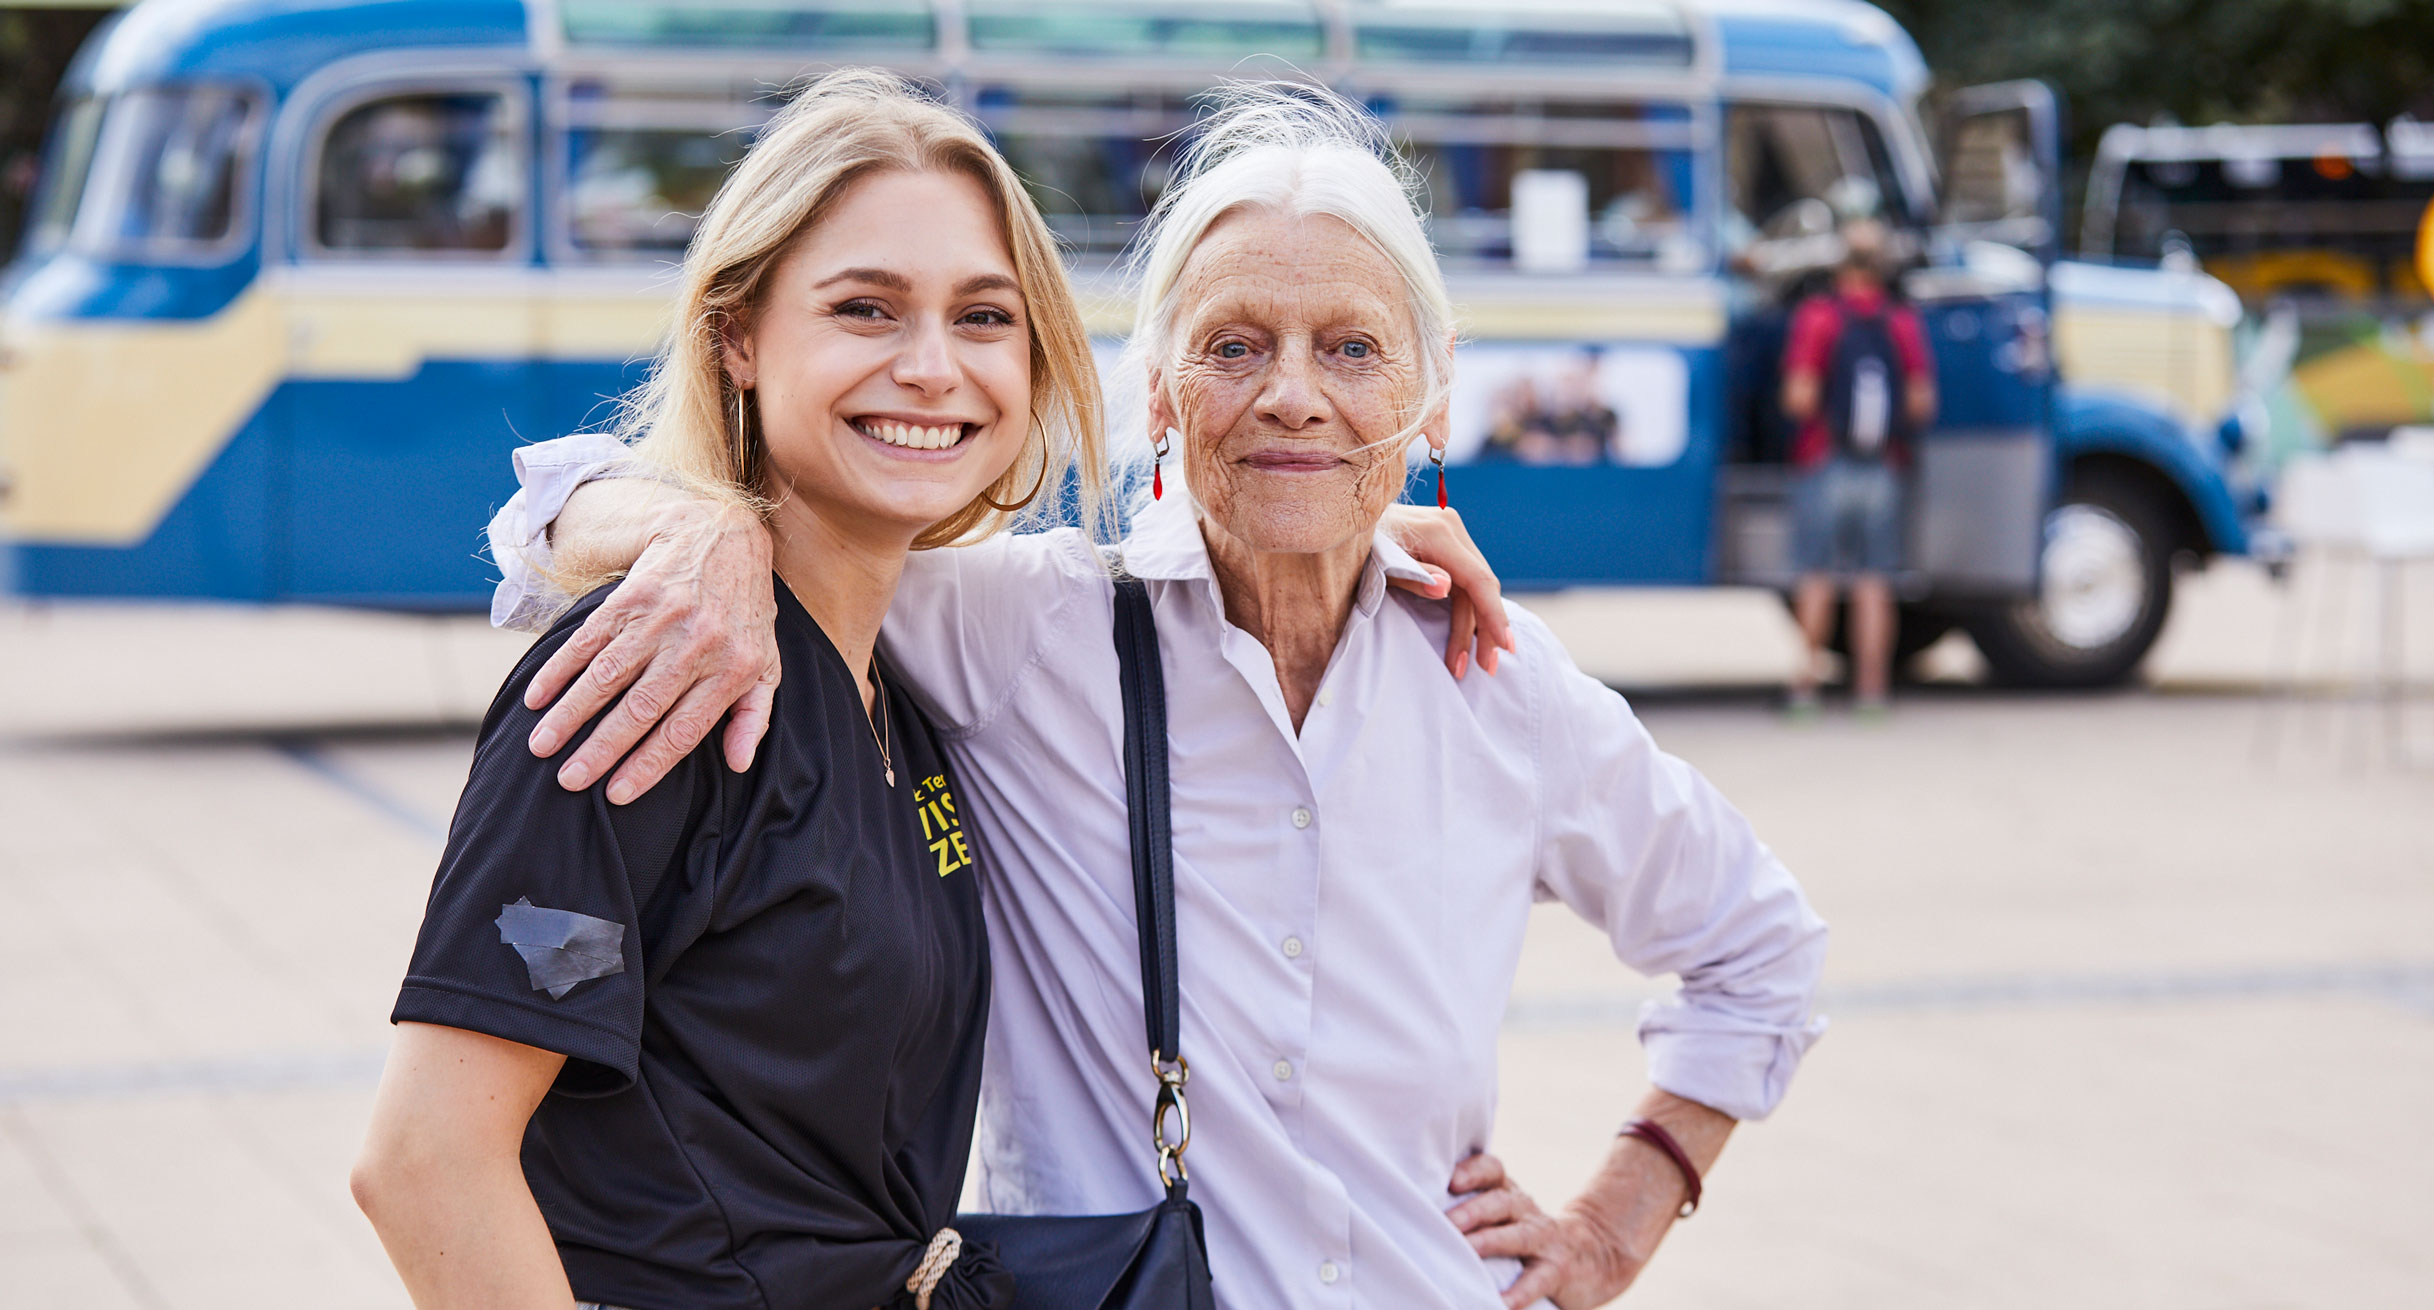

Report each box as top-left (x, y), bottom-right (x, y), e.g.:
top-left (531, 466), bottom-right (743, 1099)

top-left (1437, 343), bottom-right (1689, 468)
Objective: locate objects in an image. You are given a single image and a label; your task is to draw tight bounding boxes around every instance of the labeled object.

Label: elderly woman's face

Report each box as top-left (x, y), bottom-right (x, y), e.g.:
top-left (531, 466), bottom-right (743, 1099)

top-left (1154, 208), bottom-right (1429, 556)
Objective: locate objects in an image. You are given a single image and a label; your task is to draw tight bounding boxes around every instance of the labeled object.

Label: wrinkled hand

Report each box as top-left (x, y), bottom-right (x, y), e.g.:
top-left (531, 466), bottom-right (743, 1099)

top-left (1381, 504), bottom-right (1518, 679)
top-left (524, 499), bottom-right (780, 802)
top-left (1447, 1153), bottom-right (1647, 1310)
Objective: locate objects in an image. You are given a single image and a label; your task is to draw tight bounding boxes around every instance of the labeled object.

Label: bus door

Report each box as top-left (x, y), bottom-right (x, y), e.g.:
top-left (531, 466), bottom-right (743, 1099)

top-left (1714, 96), bottom-right (1936, 591)
top-left (1903, 81), bottom-right (2062, 601)
top-left (276, 71), bottom-right (541, 606)
top-left (1715, 86), bottom-right (2058, 605)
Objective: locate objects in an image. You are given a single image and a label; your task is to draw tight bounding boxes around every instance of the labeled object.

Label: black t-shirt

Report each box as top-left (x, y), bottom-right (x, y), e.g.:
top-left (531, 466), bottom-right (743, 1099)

top-left (393, 580), bottom-right (995, 1310)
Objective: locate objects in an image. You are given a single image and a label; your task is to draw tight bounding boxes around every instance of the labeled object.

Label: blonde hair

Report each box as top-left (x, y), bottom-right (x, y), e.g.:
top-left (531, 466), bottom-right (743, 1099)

top-left (1120, 81), bottom-right (1457, 501)
top-left (600, 69), bottom-right (1104, 570)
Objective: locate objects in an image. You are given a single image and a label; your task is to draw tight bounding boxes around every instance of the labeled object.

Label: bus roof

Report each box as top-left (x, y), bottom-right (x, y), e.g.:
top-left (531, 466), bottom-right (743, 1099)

top-left (67, 0), bottom-right (531, 96)
top-left (1698, 0), bottom-right (1925, 101)
top-left (71, 0), bottom-right (1927, 102)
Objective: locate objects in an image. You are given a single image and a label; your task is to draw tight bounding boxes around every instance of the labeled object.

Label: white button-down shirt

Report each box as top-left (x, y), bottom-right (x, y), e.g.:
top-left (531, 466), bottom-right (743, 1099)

top-left (492, 438), bottom-right (1828, 1309)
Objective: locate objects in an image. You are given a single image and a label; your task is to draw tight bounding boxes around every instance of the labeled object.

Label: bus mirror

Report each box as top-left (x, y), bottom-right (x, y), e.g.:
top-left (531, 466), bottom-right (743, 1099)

top-left (1937, 80), bottom-right (2063, 264)
top-left (1512, 169), bottom-right (1589, 273)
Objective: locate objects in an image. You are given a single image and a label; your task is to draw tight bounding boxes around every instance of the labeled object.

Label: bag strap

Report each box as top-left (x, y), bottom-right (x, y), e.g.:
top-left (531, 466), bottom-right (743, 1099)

top-left (1110, 563), bottom-right (1192, 1196)
top-left (1112, 572), bottom-right (1179, 1059)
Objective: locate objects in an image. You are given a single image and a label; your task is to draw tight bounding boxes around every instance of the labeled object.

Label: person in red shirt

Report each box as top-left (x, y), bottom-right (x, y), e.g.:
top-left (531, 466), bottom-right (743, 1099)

top-left (1778, 219), bottom-right (1937, 716)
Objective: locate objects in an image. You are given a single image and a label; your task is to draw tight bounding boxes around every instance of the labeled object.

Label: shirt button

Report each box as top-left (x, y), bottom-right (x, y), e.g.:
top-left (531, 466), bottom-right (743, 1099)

top-left (1281, 935), bottom-right (1304, 959)
top-left (1290, 807), bottom-right (1312, 829)
top-left (1318, 1261), bottom-right (1340, 1284)
top-left (1272, 1059), bottom-right (1294, 1081)
top-left (1316, 687), bottom-right (1334, 707)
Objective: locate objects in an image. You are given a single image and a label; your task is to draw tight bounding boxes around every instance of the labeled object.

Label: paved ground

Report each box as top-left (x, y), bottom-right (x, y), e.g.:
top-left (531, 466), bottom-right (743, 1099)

top-left (0, 560), bottom-right (2429, 1308)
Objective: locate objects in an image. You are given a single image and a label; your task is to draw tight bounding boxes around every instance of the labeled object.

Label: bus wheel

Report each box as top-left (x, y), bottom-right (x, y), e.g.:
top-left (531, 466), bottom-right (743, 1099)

top-left (1966, 476), bottom-right (2174, 688)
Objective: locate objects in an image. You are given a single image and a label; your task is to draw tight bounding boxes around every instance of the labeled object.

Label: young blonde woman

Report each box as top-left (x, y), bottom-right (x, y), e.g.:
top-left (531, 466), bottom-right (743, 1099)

top-left (350, 72), bottom-right (1102, 1310)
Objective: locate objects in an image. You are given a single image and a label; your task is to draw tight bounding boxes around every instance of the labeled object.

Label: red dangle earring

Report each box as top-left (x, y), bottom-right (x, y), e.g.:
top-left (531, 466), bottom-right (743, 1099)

top-left (1430, 442), bottom-right (1449, 509)
top-left (1153, 427), bottom-right (1176, 500)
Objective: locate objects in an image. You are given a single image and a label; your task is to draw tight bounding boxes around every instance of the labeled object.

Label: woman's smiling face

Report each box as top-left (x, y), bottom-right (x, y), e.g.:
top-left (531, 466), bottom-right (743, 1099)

top-left (727, 168), bottom-right (1032, 542)
top-left (1151, 206), bottom-right (1435, 556)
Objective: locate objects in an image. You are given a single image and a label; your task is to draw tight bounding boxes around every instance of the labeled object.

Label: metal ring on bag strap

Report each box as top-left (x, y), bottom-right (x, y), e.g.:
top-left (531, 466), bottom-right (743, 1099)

top-left (1151, 1052), bottom-right (1191, 1186)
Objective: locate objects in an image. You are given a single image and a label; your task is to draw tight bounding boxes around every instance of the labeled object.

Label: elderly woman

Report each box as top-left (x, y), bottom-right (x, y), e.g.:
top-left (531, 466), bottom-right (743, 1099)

top-left (494, 87), bottom-right (1825, 1309)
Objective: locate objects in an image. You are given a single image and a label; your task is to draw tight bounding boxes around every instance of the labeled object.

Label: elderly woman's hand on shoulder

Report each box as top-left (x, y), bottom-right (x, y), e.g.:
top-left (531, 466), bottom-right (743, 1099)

top-left (1382, 502), bottom-right (1516, 678)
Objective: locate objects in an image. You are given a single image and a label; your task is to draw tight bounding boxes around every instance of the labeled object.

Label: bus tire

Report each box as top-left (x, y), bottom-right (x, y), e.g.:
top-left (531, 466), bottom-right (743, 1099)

top-left (1966, 474), bottom-right (2175, 688)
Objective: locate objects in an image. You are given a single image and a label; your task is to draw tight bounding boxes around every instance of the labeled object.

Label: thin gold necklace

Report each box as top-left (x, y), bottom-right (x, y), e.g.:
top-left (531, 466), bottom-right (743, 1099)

top-left (867, 664), bottom-right (894, 787)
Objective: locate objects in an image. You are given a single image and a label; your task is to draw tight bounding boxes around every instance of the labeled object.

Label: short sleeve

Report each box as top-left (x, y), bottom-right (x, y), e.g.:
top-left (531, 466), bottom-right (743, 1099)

top-left (1782, 296), bottom-right (1837, 376)
top-left (393, 588), bottom-right (714, 1095)
top-left (1891, 305), bottom-right (1934, 381)
top-left (1516, 610), bottom-right (1829, 1121)
top-left (879, 529), bottom-right (1098, 736)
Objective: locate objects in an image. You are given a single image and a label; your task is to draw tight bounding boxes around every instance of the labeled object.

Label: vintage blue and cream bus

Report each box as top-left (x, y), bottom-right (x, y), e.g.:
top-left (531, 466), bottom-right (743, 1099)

top-left (0, 0), bottom-right (2261, 684)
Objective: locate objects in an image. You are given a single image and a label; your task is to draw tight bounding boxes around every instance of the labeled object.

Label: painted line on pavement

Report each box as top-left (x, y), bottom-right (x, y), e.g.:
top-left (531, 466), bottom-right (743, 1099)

top-left (271, 737), bottom-right (449, 840)
top-left (6, 964), bottom-right (2427, 1103)
top-left (1501, 960), bottom-right (2434, 1033)
top-left (0, 1049), bottom-right (390, 1104)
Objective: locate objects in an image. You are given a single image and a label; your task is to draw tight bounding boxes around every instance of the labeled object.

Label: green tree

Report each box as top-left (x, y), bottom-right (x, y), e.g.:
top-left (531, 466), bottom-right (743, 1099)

top-left (1881, 0), bottom-right (2434, 156)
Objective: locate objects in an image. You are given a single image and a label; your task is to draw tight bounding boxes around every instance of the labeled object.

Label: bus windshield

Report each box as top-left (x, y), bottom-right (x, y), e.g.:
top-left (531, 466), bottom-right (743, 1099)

top-left (42, 86), bottom-right (262, 261)
top-left (22, 94), bottom-right (106, 257)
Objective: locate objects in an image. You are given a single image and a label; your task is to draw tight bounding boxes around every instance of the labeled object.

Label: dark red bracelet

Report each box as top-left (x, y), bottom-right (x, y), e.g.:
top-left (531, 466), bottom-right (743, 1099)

top-left (1618, 1117), bottom-right (1702, 1218)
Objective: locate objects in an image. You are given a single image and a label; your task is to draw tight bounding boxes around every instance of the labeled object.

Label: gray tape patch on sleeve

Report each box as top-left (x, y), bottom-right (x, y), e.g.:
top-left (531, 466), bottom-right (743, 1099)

top-left (495, 897), bottom-right (626, 999)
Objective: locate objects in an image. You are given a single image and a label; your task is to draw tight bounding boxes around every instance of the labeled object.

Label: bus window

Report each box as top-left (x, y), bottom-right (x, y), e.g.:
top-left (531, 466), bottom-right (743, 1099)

top-left (2106, 154), bottom-right (2433, 294)
top-left (1725, 103), bottom-right (1908, 240)
top-left (1386, 99), bottom-right (1699, 268)
top-left (1350, 0), bottom-right (1694, 67)
top-left (971, 86), bottom-right (1196, 257)
top-left (567, 127), bottom-right (752, 255)
top-left (964, 0), bottom-right (1323, 59)
top-left (559, 0), bottom-right (936, 51)
top-left (312, 91), bottom-right (524, 255)
top-left (51, 87), bottom-right (262, 260)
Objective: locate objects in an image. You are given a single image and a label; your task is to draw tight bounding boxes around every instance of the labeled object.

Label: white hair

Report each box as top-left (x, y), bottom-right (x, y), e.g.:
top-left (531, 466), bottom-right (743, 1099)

top-left (1116, 81), bottom-right (1457, 506)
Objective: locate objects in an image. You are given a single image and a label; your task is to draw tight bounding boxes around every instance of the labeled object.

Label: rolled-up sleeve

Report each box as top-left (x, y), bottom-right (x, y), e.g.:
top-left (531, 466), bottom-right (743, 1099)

top-left (1521, 617), bottom-right (1827, 1121)
top-left (486, 433), bottom-right (652, 632)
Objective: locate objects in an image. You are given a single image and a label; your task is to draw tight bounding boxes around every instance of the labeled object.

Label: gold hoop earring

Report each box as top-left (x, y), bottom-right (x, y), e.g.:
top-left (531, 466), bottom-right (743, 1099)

top-left (979, 450), bottom-right (1051, 514)
top-left (732, 387), bottom-right (751, 476)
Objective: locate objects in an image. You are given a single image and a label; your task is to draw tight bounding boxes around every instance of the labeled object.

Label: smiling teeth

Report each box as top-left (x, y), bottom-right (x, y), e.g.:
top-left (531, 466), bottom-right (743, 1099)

top-left (865, 421), bottom-right (964, 450)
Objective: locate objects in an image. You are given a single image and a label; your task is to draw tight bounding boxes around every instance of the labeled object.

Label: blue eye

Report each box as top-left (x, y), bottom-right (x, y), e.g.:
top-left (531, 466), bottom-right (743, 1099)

top-left (1218, 341), bottom-right (1249, 359)
top-left (1342, 339), bottom-right (1372, 358)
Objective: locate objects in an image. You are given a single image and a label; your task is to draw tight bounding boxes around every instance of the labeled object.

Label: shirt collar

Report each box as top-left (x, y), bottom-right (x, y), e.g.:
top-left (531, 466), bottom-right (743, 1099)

top-left (1838, 283), bottom-right (1889, 313)
top-left (1119, 491), bottom-right (1439, 618)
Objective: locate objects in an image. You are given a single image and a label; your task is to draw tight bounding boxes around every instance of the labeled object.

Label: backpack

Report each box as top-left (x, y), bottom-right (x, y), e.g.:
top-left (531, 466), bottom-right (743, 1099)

top-left (1822, 305), bottom-right (1909, 461)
